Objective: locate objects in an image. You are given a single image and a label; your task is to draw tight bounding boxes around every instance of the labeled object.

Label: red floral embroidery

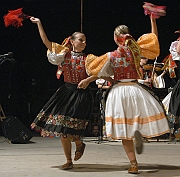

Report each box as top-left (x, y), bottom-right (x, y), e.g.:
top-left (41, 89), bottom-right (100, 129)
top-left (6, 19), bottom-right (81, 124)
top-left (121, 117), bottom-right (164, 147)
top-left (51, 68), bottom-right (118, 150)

top-left (76, 65), bottom-right (82, 70)
top-left (119, 60), bottom-right (124, 65)
top-left (65, 59), bottom-right (70, 64)
top-left (76, 59), bottom-right (80, 64)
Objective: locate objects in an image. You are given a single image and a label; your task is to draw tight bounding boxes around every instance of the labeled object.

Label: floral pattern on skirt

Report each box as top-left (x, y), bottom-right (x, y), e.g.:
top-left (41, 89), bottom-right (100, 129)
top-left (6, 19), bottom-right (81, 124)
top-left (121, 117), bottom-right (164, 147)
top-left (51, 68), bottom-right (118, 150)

top-left (31, 83), bottom-right (93, 139)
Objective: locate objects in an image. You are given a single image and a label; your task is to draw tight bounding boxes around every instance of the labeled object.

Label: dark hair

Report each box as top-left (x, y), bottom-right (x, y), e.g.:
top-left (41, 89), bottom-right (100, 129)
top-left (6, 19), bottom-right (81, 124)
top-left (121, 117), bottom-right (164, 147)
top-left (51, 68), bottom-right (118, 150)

top-left (93, 124), bottom-right (100, 129)
top-left (70, 32), bottom-right (85, 40)
top-left (62, 32), bottom-right (85, 50)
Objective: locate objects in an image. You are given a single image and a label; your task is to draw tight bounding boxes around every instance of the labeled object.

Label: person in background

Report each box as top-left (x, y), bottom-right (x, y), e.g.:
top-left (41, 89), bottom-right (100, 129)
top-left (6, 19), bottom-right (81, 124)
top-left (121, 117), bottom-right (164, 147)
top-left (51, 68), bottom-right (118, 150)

top-left (95, 78), bottom-right (112, 140)
top-left (30, 16), bottom-right (97, 170)
top-left (90, 124), bottom-right (100, 137)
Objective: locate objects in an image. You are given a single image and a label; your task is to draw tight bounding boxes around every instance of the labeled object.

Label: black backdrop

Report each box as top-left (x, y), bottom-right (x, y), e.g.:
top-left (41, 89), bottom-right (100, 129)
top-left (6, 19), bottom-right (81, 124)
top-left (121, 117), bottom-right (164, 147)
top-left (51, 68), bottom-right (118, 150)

top-left (0, 0), bottom-right (180, 130)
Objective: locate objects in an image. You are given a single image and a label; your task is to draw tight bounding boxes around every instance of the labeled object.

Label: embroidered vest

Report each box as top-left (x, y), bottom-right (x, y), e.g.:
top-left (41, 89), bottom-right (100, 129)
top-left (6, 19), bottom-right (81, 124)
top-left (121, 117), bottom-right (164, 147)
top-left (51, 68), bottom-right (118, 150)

top-left (62, 52), bottom-right (88, 84)
top-left (109, 48), bottom-right (139, 80)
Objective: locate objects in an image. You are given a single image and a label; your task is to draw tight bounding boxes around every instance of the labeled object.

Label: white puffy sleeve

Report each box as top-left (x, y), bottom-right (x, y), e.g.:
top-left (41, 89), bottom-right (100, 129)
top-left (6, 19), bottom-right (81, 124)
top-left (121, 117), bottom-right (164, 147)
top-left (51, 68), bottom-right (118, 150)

top-left (169, 41), bottom-right (180, 61)
top-left (47, 42), bottom-right (69, 65)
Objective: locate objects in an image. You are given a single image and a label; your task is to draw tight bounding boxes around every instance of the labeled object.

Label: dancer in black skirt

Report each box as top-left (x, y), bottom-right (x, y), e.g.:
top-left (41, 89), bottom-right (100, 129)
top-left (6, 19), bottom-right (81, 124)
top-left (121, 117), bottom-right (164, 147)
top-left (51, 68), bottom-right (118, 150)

top-left (166, 33), bottom-right (180, 139)
top-left (30, 16), bottom-right (97, 170)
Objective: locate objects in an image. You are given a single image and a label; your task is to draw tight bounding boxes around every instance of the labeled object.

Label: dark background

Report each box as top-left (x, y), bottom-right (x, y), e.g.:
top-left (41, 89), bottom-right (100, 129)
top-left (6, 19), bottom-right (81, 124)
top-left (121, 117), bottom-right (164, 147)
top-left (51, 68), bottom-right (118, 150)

top-left (0, 0), bottom-right (180, 132)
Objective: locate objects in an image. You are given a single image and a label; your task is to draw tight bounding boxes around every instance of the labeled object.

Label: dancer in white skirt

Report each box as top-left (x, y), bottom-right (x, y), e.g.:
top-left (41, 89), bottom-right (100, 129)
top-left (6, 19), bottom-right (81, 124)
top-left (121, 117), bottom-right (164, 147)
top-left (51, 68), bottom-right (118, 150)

top-left (86, 24), bottom-right (170, 174)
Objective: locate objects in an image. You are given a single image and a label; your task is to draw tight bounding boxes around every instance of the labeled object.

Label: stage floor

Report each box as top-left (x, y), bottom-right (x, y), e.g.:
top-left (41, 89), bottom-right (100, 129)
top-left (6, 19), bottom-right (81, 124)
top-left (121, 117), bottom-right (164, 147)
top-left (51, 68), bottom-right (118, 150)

top-left (0, 136), bottom-right (180, 177)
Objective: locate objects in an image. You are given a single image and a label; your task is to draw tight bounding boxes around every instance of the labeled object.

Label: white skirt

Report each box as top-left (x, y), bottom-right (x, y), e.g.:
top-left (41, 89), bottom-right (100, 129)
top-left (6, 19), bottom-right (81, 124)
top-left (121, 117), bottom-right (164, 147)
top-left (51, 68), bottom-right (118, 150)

top-left (162, 91), bottom-right (172, 114)
top-left (105, 82), bottom-right (170, 140)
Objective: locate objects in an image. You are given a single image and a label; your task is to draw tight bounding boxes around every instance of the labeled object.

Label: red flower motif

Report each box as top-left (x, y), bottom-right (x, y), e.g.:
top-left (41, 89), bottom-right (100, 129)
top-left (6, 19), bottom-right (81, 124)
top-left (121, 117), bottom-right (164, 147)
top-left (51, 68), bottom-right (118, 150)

top-left (126, 57), bottom-right (131, 62)
top-left (115, 67), bottom-right (121, 72)
top-left (111, 52), bottom-right (117, 57)
top-left (119, 60), bottom-right (124, 65)
top-left (65, 59), bottom-right (70, 64)
top-left (119, 48), bottom-right (125, 54)
top-left (76, 65), bottom-right (81, 70)
top-left (76, 59), bottom-right (80, 64)
top-left (170, 73), bottom-right (175, 78)
top-left (49, 134), bottom-right (54, 138)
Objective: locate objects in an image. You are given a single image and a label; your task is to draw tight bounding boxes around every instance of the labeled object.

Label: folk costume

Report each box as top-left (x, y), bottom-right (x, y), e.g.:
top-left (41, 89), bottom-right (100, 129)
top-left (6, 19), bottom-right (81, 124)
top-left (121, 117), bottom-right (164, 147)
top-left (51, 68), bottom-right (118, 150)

top-left (86, 33), bottom-right (170, 140)
top-left (31, 41), bottom-right (93, 140)
top-left (162, 39), bottom-right (180, 139)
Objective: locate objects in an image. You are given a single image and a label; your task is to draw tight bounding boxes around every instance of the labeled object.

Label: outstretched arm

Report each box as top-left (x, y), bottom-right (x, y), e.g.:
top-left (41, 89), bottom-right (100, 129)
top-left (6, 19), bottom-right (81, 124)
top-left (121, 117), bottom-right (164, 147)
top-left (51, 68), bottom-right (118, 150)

top-left (78, 76), bottom-right (98, 89)
top-left (150, 14), bottom-right (158, 37)
top-left (30, 17), bottom-right (52, 51)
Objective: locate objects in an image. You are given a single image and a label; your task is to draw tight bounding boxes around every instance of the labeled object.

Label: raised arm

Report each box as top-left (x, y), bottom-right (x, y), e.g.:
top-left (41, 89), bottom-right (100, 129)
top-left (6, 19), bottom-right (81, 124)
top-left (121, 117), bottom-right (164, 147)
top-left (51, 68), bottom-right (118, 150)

top-left (150, 15), bottom-right (158, 37)
top-left (30, 17), bottom-right (52, 51)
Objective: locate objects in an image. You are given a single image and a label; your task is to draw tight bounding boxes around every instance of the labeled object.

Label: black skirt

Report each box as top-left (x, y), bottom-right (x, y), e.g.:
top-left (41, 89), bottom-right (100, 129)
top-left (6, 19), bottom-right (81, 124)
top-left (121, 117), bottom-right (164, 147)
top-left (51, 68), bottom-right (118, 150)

top-left (169, 79), bottom-right (180, 117)
top-left (32, 82), bottom-right (93, 137)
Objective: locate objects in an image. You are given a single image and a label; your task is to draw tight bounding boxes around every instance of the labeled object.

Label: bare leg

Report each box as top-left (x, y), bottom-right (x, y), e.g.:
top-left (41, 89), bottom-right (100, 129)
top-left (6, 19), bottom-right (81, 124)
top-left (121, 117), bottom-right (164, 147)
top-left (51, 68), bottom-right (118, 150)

top-left (74, 139), bottom-right (82, 148)
top-left (60, 136), bottom-right (73, 170)
top-left (122, 139), bottom-right (138, 174)
top-left (122, 139), bottom-right (136, 161)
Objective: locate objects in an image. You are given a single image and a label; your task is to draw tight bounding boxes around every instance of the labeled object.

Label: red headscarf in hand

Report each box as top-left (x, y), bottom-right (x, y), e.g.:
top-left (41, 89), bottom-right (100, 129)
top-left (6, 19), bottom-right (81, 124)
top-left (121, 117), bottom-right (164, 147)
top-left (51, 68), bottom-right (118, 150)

top-left (3, 8), bottom-right (30, 28)
top-left (143, 2), bottom-right (166, 19)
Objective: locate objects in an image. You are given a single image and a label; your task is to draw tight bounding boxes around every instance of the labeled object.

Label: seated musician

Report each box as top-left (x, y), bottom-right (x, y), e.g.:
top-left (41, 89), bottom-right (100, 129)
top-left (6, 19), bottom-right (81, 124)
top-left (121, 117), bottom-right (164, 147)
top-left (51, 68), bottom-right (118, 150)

top-left (138, 57), bottom-right (166, 88)
top-left (138, 56), bottom-right (152, 87)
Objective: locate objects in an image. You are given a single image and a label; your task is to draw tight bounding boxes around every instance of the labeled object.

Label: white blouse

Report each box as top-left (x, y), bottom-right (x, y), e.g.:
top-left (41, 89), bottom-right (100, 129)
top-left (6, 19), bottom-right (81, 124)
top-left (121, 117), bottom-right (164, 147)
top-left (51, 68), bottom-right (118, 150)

top-left (169, 41), bottom-right (180, 61)
top-left (47, 51), bottom-right (66, 65)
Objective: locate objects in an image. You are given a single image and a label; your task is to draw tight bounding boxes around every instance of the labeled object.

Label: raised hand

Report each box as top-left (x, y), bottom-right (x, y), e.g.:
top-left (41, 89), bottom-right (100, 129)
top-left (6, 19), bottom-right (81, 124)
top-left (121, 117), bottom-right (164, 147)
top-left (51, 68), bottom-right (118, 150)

top-left (30, 16), bottom-right (40, 24)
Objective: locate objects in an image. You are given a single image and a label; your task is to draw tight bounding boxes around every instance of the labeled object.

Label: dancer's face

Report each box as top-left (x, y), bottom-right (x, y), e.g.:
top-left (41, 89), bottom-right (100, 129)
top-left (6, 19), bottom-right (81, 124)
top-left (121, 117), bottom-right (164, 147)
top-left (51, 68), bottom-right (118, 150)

top-left (114, 33), bottom-right (128, 46)
top-left (71, 33), bottom-right (86, 52)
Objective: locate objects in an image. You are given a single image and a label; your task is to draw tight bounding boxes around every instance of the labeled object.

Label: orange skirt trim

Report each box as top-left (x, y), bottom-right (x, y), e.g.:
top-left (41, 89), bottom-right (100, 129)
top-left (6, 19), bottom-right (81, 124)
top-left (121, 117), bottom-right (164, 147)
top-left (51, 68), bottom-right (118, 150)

top-left (106, 112), bottom-right (166, 125)
top-left (107, 129), bottom-right (170, 140)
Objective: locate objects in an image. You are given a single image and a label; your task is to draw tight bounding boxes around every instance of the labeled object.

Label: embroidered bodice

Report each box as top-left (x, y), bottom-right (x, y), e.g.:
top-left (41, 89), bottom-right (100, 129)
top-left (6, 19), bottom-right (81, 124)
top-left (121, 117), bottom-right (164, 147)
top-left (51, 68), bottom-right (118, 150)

top-left (47, 42), bottom-right (88, 84)
top-left (62, 51), bottom-right (88, 83)
top-left (109, 48), bottom-right (139, 80)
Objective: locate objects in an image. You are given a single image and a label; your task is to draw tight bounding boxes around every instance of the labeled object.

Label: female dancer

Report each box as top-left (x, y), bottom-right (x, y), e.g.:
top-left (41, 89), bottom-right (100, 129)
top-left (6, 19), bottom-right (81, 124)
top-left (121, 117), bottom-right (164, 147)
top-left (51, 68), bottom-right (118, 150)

top-left (168, 34), bottom-right (180, 116)
top-left (85, 25), bottom-right (170, 174)
top-left (30, 16), bottom-right (97, 170)
top-left (162, 33), bottom-right (180, 140)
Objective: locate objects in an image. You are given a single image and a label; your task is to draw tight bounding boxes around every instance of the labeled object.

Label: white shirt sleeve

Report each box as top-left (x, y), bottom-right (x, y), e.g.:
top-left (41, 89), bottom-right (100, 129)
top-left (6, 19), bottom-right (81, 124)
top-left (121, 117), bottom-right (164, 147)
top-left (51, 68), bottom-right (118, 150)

top-left (97, 53), bottom-right (114, 78)
top-left (138, 79), bottom-right (145, 84)
top-left (169, 41), bottom-right (180, 61)
top-left (96, 79), bottom-right (106, 85)
top-left (47, 51), bottom-right (66, 65)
